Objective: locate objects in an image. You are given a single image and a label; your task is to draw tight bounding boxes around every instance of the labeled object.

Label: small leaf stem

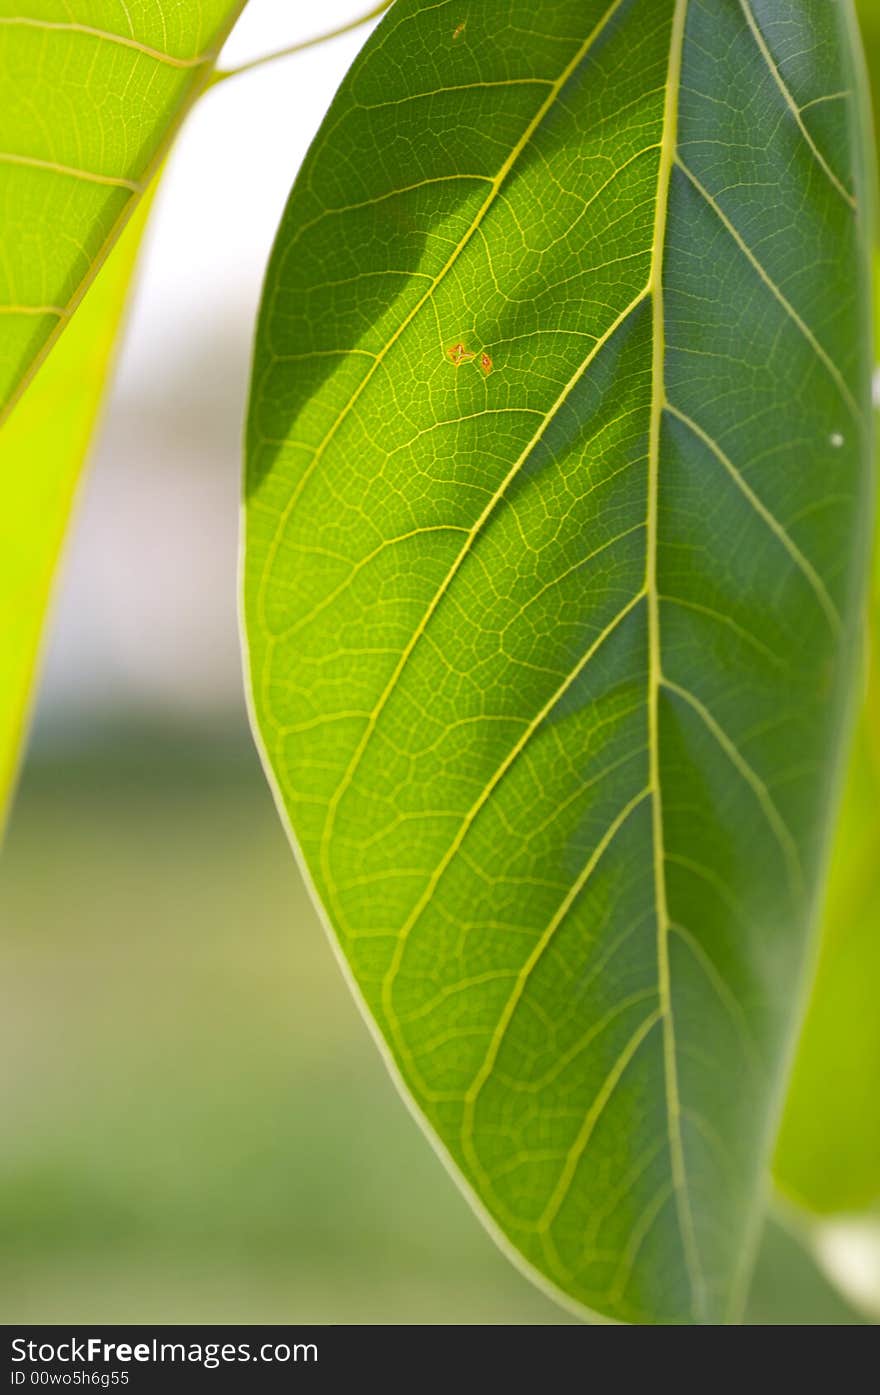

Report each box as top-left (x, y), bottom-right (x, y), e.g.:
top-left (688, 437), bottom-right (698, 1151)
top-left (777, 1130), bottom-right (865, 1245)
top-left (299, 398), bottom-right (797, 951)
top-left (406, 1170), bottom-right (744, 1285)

top-left (210, 1), bottom-right (394, 86)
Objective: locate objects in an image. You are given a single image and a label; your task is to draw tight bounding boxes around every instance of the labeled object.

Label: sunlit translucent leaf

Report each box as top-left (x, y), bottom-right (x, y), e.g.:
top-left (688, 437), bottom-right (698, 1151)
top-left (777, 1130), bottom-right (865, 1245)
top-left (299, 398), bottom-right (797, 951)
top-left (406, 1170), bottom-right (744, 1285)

top-left (244, 0), bottom-right (874, 1323)
top-left (0, 196), bottom-right (149, 830)
top-left (0, 0), bottom-right (246, 419)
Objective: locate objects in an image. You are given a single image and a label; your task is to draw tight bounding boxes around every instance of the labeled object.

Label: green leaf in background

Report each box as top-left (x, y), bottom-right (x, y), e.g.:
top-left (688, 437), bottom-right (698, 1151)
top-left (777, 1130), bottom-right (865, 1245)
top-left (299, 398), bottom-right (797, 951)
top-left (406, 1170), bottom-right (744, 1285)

top-left (769, 0), bottom-right (880, 1222)
top-left (244, 0), bottom-right (874, 1324)
top-left (0, 0), bottom-right (246, 420)
top-left (774, 0), bottom-right (879, 1211)
top-left (0, 194), bottom-right (149, 831)
top-left (774, 265), bottom-right (880, 1215)
top-left (744, 1210), bottom-right (870, 1325)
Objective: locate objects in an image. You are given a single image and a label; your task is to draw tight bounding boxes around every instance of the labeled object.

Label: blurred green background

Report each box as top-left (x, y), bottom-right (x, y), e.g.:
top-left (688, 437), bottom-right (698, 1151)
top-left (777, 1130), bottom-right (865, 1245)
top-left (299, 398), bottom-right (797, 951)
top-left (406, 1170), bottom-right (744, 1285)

top-left (2, 1), bottom-right (880, 1327)
top-left (3, 737), bottom-right (869, 1325)
top-left (0, 734), bottom-right (577, 1323)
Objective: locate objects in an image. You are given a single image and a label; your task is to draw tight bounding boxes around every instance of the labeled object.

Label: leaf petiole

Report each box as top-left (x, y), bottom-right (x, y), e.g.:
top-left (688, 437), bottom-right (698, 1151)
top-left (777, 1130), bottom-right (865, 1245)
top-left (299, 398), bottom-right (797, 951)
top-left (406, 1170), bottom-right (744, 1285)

top-left (210, 1), bottom-right (394, 86)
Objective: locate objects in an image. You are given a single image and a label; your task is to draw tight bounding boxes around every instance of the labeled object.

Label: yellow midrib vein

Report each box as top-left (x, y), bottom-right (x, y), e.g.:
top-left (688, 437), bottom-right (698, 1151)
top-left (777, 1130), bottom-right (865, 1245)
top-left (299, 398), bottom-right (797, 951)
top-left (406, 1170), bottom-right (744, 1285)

top-left (646, 0), bottom-right (707, 1325)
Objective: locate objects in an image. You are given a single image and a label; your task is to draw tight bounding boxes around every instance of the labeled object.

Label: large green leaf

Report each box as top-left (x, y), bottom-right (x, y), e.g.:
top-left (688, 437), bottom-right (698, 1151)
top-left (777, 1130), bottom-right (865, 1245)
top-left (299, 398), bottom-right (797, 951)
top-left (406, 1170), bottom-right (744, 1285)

top-left (244, 0), bottom-right (874, 1324)
top-left (0, 0), bottom-right (246, 420)
top-left (0, 194), bottom-right (149, 831)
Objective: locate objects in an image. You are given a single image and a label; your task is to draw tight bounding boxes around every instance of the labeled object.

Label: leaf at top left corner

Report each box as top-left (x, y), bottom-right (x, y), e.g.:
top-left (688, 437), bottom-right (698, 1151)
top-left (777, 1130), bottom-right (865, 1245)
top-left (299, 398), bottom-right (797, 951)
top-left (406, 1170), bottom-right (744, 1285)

top-left (0, 0), bottom-right (248, 420)
top-left (0, 192), bottom-right (152, 834)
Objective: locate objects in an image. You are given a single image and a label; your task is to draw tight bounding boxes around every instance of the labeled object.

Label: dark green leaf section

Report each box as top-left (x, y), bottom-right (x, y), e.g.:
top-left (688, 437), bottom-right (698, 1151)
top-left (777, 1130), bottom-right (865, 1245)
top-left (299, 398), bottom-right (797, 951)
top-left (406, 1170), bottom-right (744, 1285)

top-left (244, 0), bottom-right (873, 1323)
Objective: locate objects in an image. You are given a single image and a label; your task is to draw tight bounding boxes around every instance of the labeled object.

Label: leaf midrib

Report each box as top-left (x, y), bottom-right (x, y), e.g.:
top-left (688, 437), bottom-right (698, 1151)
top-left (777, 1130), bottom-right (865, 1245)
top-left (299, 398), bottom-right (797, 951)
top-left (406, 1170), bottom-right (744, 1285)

top-left (247, 0), bottom-right (871, 1327)
top-left (645, 0), bottom-right (706, 1325)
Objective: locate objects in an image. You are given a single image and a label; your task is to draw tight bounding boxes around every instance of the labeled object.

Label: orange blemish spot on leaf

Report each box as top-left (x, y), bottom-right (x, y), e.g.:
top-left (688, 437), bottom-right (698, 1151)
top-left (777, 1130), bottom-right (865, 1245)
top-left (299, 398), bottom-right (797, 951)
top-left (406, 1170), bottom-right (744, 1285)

top-left (453, 21), bottom-right (466, 41)
top-left (479, 352), bottom-right (493, 376)
top-left (447, 341), bottom-right (475, 366)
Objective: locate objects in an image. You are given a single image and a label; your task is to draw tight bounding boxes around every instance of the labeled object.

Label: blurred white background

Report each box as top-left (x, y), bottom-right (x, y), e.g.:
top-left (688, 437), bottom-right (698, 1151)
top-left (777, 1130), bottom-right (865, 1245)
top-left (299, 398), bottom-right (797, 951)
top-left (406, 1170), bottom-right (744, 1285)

top-left (37, 2), bottom-right (383, 735)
